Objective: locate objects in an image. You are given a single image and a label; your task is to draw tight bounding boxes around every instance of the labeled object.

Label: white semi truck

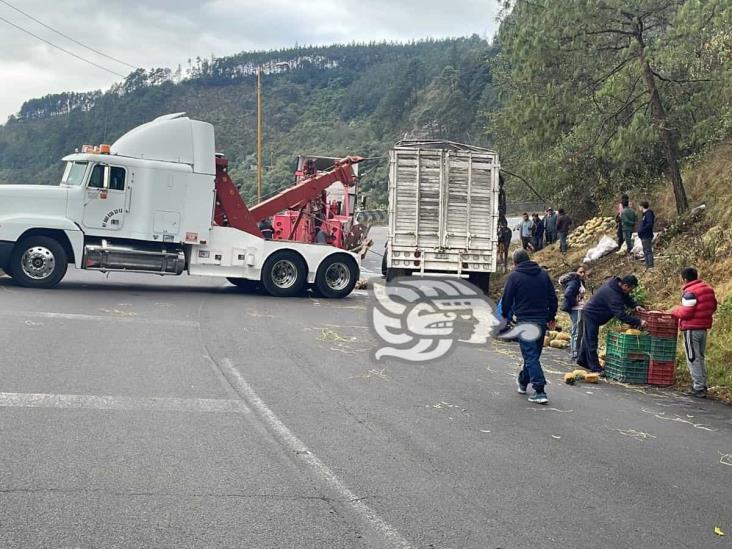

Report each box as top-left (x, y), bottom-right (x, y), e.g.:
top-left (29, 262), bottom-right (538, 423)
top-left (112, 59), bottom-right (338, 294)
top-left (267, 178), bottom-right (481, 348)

top-left (0, 113), bottom-right (361, 298)
top-left (384, 141), bottom-right (501, 292)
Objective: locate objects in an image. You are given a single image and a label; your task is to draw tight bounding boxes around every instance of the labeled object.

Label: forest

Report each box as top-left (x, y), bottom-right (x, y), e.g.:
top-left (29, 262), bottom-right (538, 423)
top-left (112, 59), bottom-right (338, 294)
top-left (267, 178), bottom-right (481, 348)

top-left (0, 37), bottom-right (497, 207)
top-left (491, 0), bottom-right (731, 214)
top-left (1, 0), bottom-right (730, 215)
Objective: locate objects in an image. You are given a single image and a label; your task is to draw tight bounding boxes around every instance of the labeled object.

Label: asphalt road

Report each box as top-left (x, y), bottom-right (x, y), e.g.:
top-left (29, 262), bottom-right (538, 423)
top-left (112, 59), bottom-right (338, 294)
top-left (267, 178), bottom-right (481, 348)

top-left (1, 266), bottom-right (731, 548)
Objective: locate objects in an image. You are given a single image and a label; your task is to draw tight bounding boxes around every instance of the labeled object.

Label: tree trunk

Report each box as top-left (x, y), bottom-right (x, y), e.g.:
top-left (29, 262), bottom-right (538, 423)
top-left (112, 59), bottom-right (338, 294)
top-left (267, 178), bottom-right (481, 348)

top-left (640, 56), bottom-right (689, 214)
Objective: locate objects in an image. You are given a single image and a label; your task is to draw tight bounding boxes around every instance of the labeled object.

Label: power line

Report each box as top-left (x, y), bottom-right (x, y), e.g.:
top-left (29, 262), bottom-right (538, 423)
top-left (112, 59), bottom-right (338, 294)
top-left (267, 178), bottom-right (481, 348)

top-left (0, 0), bottom-right (137, 69)
top-left (0, 14), bottom-right (126, 78)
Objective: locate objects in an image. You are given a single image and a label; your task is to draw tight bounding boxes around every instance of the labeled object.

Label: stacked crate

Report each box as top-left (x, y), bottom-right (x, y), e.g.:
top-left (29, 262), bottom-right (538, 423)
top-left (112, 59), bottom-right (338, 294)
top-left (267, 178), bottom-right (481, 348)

top-left (604, 331), bottom-right (650, 384)
top-left (641, 311), bottom-right (679, 386)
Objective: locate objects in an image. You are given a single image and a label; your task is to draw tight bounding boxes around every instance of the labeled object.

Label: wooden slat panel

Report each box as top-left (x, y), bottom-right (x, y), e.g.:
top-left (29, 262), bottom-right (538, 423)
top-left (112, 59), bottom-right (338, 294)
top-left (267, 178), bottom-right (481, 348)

top-left (389, 147), bottom-right (498, 255)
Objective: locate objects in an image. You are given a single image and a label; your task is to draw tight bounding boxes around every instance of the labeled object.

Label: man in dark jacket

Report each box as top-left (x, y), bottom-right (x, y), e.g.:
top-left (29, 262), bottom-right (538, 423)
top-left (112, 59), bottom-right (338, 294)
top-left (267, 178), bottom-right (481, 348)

top-left (670, 267), bottom-right (717, 398)
top-left (556, 208), bottom-right (571, 252)
top-left (532, 213), bottom-right (544, 251)
top-left (544, 208), bottom-right (557, 244)
top-left (560, 267), bottom-right (587, 361)
top-left (576, 275), bottom-right (645, 372)
top-left (500, 249), bottom-right (558, 404)
top-left (638, 201), bottom-right (655, 268)
top-left (258, 218), bottom-right (274, 240)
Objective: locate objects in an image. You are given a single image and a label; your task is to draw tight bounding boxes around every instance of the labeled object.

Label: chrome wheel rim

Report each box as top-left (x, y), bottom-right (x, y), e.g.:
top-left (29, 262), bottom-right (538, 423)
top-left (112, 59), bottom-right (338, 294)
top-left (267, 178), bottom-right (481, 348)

top-left (325, 262), bottom-right (350, 291)
top-left (271, 259), bottom-right (298, 289)
top-left (21, 246), bottom-right (56, 280)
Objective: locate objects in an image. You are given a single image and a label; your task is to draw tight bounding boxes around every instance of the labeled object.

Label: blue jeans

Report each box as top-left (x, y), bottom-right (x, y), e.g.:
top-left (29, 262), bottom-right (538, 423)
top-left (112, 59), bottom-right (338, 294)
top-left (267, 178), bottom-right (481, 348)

top-left (623, 230), bottom-right (633, 252)
top-left (570, 309), bottom-right (584, 360)
top-left (558, 232), bottom-right (568, 252)
top-left (641, 238), bottom-right (653, 267)
top-left (533, 235), bottom-right (544, 251)
top-left (517, 319), bottom-right (547, 393)
top-left (576, 315), bottom-right (601, 372)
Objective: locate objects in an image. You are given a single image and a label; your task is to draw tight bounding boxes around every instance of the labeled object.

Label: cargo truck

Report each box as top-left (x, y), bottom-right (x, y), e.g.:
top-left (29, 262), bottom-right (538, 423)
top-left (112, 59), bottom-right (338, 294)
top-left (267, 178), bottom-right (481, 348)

top-left (383, 141), bottom-right (500, 293)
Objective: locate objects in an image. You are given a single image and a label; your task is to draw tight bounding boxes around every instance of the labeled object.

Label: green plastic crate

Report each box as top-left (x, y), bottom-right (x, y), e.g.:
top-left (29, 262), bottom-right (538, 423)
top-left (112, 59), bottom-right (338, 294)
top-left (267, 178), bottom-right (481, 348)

top-left (604, 355), bottom-right (648, 384)
top-left (606, 331), bottom-right (650, 358)
top-left (649, 336), bottom-right (678, 361)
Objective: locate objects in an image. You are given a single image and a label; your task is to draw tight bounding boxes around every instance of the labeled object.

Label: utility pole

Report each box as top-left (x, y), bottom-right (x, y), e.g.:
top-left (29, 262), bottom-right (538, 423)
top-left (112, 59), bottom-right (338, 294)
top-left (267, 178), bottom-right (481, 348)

top-left (256, 67), bottom-right (263, 204)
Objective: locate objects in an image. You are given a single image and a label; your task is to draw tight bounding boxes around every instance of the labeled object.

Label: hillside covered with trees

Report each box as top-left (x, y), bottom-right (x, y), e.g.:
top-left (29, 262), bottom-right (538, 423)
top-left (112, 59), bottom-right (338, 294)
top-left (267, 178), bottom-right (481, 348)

top-left (0, 37), bottom-right (497, 207)
top-left (1, 1), bottom-right (730, 215)
top-left (491, 0), bottom-right (731, 215)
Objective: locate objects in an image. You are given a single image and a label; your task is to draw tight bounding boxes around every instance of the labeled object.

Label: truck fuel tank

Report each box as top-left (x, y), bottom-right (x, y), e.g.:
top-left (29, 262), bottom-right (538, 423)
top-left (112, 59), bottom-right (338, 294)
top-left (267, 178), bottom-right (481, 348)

top-left (84, 241), bottom-right (185, 275)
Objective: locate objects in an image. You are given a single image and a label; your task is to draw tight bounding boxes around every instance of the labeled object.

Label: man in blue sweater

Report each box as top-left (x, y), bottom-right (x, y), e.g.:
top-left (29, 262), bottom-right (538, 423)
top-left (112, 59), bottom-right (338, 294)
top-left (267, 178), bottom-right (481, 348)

top-left (576, 275), bottom-right (646, 372)
top-left (500, 249), bottom-right (558, 404)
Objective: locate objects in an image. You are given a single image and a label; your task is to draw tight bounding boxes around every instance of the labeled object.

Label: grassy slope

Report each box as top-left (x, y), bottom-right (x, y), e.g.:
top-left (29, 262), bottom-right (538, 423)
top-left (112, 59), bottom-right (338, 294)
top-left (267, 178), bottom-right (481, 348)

top-left (495, 140), bottom-right (732, 402)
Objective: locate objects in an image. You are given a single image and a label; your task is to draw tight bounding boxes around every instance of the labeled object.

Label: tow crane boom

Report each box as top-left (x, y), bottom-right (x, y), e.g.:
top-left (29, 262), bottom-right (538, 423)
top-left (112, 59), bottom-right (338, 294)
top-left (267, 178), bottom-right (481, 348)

top-left (213, 155), bottom-right (362, 238)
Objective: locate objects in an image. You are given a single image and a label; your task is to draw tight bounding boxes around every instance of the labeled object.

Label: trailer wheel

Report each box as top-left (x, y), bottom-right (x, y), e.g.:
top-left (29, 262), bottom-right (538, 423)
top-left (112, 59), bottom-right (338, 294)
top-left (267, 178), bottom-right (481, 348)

top-left (10, 236), bottom-right (68, 288)
top-left (315, 254), bottom-right (359, 299)
top-left (386, 268), bottom-right (410, 282)
top-left (468, 272), bottom-right (490, 295)
top-left (261, 250), bottom-right (307, 297)
top-left (227, 277), bottom-right (259, 292)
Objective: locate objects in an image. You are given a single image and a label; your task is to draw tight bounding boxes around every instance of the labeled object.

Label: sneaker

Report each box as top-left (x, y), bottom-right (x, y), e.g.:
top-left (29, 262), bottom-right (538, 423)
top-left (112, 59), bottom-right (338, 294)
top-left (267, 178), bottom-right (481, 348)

top-left (686, 389), bottom-right (707, 399)
top-left (528, 392), bottom-right (548, 405)
top-left (516, 376), bottom-right (527, 395)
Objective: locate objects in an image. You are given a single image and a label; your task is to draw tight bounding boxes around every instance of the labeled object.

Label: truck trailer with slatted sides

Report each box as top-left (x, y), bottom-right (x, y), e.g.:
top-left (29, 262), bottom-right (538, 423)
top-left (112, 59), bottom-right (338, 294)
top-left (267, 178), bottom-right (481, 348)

top-left (384, 141), bottom-right (500, 293)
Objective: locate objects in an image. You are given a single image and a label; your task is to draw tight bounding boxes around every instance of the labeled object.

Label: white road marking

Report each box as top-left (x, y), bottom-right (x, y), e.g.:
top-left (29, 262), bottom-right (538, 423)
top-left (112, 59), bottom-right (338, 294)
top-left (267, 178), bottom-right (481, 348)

top-left (0, 392), bottom-right (249, 414)
top-left (220, 358), bottom-right (412, 548)
top-left (0, 310), bottom-right (199, 328)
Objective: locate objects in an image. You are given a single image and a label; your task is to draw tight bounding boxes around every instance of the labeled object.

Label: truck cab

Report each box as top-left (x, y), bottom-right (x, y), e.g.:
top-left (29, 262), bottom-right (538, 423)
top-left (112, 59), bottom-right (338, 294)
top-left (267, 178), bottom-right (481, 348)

top-left (0, 113), bottom-right (360, 298)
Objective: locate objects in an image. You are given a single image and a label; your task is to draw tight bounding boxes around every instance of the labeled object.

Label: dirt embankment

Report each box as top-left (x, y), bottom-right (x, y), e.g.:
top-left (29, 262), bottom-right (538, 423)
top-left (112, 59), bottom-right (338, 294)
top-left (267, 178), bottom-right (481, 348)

top-left (495, 140), bottom-right (732, 402)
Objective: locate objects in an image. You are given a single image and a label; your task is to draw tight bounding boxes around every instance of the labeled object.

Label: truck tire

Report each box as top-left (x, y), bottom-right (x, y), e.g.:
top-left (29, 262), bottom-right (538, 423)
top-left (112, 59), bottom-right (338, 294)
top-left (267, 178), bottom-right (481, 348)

top-left (227, 278), bottom-right (259, 292)
top-left (261, 250), bottom-right (307, 297)
top-left (386, 267), bottom-right (410, 282)
top-left (10, 236), bottom-right (68, 289)
top-left (468, 272), bottom-right (490, 295)
top-left (315, 254), bottom-right (359, 299)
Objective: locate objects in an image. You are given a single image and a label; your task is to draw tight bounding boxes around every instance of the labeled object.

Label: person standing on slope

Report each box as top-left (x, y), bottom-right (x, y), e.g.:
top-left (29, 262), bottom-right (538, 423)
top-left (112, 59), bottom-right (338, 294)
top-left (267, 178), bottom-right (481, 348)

top-left (638, 201), bottom-right (656, 268)
top-left (560, 266), bottom-right (587, 361)
top-left (670, 267), bottom-right (717, 398)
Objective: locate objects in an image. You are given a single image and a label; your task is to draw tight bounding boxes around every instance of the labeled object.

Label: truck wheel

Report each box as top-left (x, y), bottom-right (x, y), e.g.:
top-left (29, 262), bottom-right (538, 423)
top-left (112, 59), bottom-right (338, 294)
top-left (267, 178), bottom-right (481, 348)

top-left (261, 250), bottom-right (307, 297)
top-left (227, 278), bottom-right (259, 292)
top-left (386, 267), bottom-right (410, 282)
top-left (468, 272), bottom-right (490, 295)
top-left (10, 236), bottom-right (68, 288)
top-left (315, 254), bottom-right (359, 299)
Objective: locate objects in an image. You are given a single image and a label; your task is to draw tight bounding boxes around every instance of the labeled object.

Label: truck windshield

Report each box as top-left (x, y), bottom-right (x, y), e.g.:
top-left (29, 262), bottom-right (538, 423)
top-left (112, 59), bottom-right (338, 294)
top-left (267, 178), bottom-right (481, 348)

top-left (61, 161), bottom-right (88, 186)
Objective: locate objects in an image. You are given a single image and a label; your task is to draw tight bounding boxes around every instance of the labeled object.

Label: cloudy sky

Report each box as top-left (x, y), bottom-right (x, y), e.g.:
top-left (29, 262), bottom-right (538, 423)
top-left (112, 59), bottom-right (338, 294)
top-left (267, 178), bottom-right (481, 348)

top-left (0, 0), bottom-right (500, 123)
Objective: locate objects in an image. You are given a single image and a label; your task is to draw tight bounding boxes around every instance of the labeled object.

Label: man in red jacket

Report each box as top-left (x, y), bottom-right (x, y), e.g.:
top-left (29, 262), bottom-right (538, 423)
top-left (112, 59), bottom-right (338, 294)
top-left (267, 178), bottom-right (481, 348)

top-left (670, 267), bottom-right (717, 398)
